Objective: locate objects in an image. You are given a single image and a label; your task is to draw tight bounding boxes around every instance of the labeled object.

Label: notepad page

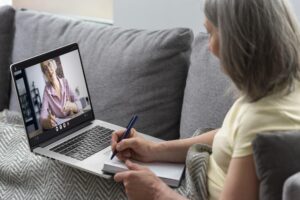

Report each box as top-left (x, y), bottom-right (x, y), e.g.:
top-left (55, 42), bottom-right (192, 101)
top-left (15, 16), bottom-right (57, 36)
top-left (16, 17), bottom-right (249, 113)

top-left (105, 155), bottom-right (185, 180)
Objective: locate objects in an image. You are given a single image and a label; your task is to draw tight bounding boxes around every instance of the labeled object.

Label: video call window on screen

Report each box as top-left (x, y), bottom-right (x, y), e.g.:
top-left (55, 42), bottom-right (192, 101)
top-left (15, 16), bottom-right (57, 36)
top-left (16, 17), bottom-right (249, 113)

top-left (14, 50), bottom-right (91, 139)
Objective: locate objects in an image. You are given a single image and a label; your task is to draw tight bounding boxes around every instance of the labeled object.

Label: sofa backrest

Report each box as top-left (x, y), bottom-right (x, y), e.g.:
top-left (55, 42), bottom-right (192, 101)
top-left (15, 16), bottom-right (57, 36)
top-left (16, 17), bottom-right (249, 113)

top-left (180, 33), bottom-right (235, 138)
top-left (8, 8), bottom-right (193, 140)
top-left (4, 6), bottom-right (235, 140)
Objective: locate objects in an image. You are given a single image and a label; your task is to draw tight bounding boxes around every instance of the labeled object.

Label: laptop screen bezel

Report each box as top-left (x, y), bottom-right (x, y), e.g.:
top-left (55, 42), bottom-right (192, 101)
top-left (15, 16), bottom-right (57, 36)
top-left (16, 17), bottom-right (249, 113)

top-left (10, 43), bottom-right (96, 151)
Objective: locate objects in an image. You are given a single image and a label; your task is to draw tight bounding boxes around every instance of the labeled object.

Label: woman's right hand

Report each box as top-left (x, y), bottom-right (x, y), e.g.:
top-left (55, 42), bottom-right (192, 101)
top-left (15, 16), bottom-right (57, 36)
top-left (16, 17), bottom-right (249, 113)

top-left (44, 113), bottom-right (57, 129)
top-left (111, 128), bottom-right (158, 162)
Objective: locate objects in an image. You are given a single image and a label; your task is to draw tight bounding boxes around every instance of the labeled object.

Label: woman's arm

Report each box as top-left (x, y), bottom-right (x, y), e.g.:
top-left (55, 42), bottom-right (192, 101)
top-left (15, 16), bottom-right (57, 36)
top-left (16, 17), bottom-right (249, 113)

top-left (40, 89), bottom-right (56, 129)
top-left (153, 129), bottom-right (218, 163)
top-left (113, 129), bottom-right (218, 163)
top-left (64, 78), bottom-right (82, 112)
top-left (220, 155), bottom-right (259, 200)
top-left (114, 160), bottom-right (188, 200)
top-left (113, 129), bottom-right (218, 200)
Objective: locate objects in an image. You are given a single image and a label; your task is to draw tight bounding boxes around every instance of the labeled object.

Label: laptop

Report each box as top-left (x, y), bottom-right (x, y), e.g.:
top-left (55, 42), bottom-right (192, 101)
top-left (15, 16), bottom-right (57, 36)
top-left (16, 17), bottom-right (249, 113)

top-left (10, 43), bottom-right (157, 178)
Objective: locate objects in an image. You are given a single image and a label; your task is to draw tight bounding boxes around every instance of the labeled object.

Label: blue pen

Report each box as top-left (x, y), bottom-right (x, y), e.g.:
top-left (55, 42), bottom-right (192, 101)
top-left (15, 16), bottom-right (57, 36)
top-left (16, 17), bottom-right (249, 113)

top-left (111, 115), bottom-right (138, 160)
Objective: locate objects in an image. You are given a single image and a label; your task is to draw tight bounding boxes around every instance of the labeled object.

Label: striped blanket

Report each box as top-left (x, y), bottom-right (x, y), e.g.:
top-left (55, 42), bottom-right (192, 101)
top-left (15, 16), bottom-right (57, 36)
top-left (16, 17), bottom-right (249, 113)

top-left (176, 129), bottom-right (212, 200)
top-left (0, 110), bottom-right (211, 200)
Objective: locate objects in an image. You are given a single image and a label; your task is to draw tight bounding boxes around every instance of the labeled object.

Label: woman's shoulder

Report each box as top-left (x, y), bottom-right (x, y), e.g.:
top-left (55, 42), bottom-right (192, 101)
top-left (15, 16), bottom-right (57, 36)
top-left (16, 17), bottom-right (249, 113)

top-left (251, 82), bottom-right (299, 111)
top-left (236, 88), bottom-right (300, 133)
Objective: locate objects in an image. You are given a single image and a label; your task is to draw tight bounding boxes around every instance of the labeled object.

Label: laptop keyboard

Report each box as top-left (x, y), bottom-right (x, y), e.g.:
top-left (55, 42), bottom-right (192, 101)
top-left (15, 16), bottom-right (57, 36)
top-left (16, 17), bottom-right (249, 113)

top-left (50, 125), bottom-right (113, 161)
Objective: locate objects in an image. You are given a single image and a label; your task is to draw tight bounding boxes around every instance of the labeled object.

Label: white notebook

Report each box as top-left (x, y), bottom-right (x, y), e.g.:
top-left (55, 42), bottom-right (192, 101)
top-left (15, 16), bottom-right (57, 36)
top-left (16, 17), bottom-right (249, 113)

top-left (102, 156), bottom-right (185, 187)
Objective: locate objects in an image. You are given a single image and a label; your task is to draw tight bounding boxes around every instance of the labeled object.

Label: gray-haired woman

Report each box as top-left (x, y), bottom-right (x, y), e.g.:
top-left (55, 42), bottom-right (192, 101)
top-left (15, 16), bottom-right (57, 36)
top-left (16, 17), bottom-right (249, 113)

top-left (111, 0), bottom-right (300, 199)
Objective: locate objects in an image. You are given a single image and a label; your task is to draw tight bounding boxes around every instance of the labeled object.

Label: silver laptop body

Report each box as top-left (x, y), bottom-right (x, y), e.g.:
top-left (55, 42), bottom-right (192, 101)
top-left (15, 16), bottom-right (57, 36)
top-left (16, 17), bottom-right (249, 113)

top-left (10, 43), bottom-right (155, 178)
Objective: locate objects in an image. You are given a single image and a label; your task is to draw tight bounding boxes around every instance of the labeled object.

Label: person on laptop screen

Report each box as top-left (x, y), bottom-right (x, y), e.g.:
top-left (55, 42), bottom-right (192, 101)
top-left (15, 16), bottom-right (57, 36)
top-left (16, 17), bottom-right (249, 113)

top-left (40, 59), bottom-right (82, 129)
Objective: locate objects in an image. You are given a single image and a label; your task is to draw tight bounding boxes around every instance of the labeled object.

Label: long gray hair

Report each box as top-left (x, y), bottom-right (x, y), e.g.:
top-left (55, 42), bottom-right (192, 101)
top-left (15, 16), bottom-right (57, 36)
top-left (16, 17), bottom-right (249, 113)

top-left (205, 0), bottom-right (300, 101)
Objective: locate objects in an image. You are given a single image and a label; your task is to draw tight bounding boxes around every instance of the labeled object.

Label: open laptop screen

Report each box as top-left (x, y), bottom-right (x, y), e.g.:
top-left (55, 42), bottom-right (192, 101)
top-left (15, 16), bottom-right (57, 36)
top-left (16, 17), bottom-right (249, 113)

top-left (11, 44), bottom-right (94, 150)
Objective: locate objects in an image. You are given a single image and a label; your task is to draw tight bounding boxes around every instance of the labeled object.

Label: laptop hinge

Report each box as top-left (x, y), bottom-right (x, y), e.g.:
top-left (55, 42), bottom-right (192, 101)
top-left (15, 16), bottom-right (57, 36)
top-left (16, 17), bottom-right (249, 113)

top-left (38, 121), bottom-right (93, 148)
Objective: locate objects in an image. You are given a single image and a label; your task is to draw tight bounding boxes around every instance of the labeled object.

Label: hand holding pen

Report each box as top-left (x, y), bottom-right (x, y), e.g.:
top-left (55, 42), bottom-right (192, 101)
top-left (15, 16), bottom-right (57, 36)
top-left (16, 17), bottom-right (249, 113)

top-left (111, 115), bottom-right (138, 160)
top-left (111, 116), bottom-right (158, 162)
top-left (47, 108), bottom-right (58, 128)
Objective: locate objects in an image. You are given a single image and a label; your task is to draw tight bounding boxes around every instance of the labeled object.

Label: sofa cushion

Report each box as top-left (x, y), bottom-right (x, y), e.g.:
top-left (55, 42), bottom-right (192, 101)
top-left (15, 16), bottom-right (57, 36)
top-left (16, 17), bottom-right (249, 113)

top-left (252, 131), bottom-right (300, 200)
top-left (9, 9), bottom-right (193, 140)
top-left (0, 6), bottom-right (15, 111)
top-left (180, 33), bottom-right (235, 138)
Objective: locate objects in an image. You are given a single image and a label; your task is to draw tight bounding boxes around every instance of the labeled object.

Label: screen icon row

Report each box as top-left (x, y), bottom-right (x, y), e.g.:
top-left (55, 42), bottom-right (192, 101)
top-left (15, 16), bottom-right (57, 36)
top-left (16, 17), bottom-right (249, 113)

top-left (55, 121), bottom-right (70, 132)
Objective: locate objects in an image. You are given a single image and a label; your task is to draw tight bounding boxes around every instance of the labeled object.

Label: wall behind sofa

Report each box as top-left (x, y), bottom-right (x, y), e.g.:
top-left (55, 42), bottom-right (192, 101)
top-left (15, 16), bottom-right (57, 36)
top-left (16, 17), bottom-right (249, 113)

top-left (6, 0), bottom-right (300, 33)
top-left (114, 0), bottom-right (204, 33)
top-left (12, 0), bottom-right (113, 23)
top-left (114, 0), bottom-right (300, 33)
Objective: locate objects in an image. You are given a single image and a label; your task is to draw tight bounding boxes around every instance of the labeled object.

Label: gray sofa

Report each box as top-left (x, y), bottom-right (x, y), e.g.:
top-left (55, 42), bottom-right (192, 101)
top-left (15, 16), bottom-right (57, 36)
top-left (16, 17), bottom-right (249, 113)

top-left (0, 5), bottom-right (299, 200)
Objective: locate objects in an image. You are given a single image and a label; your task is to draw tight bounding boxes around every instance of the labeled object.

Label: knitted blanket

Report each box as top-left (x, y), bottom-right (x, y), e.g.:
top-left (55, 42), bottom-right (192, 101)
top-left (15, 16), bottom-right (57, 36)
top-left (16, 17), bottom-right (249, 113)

top-left (176, 129), bottom-right (212, 200)
top-left (0, 110), bottom-right (211, 200)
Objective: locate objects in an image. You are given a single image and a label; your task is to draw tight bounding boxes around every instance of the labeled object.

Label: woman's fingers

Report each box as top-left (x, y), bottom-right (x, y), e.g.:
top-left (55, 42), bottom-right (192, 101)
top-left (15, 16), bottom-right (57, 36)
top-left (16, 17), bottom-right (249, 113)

top-left (47, 114), bottom-right (56, 128)
top-left (114, 171), bottom-right (132, 182)
top-left (116, 138), bottom-right (139, 151)
top-left (112, 129), bottom-right (136, 140)
top-left (125, 159), bottom-right (148, 171)
top-left (111, 129), bottom-right (139, 159)
top-left (112, 130), bottom-right (125, 142)
top-left (51, 118), bottom-right (57, 127)
top-left (111, 129), bottom-right (136, 148)
top-left (116, 150), bottom-right (131, 161)
top-left (111, 130), bottom-right (125, 151)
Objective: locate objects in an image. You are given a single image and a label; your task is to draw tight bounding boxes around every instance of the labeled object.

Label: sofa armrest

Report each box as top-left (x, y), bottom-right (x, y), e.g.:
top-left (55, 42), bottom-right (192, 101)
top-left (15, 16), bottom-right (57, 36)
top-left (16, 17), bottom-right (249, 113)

top-left (283, 172), bottom-right (300, 200)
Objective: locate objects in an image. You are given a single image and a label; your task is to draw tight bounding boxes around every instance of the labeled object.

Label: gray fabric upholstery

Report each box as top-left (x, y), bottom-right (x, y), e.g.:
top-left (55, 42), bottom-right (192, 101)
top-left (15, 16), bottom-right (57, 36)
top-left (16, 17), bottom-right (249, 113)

top-left (283, 172), bottom-right (300, 200)
top-left (252, 131), bottom-right (300, 200)
top-left (9, 9), bottom-right (193, 140)
top-left (180, 33), bottom-right (235, 138)
top-left (0, 6), bottom-right (15, 111)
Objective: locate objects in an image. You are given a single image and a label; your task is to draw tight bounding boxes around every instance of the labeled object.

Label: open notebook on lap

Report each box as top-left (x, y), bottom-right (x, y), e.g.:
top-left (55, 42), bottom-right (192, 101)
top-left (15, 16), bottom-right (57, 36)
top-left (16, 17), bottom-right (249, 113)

top-left (10, 43), bottom-right (184, 186)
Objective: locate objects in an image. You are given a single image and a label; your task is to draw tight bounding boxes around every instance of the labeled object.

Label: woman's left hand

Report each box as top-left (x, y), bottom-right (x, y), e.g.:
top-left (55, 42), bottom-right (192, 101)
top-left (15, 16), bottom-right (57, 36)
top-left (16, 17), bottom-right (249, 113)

top-left (63, 101), bottom-right (78, 113)
top-left (114, 160), bottom-right (174, 200)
